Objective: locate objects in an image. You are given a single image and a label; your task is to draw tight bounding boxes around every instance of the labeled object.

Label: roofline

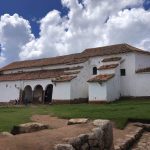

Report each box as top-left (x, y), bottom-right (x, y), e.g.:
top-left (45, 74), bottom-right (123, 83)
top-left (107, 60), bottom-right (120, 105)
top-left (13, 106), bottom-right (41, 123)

top-left (1, 43), bottom-right (150, 72)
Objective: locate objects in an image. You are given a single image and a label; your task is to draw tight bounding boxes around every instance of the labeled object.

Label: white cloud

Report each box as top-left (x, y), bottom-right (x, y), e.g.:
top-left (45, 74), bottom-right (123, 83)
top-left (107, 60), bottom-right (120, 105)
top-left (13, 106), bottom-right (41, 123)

top-left (20, 0), bottom-right (149, 61)
top-left (1, 0), bottom-right (150, 67)
top-left (0, 14), bottom-right (34, 66)
top-left (104, 8), bottom-right (150, 49)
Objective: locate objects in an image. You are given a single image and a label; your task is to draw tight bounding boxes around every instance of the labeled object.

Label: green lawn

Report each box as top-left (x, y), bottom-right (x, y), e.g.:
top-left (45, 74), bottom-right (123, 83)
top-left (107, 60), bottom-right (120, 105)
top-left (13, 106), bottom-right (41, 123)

top-left (0, 99), bottom-right (150, 132)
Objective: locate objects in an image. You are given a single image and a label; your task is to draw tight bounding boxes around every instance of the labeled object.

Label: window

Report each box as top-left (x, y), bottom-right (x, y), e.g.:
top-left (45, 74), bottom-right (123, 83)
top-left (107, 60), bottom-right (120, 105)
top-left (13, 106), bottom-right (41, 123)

top-left (120, 69), bottom-right (126, 76)
top-left (93, 67), bottom-right (97, 75)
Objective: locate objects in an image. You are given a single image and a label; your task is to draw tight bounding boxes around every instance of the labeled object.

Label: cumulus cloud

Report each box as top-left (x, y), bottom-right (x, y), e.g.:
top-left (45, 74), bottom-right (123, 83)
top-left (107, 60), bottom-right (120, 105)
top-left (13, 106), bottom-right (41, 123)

top-left (20, 0), bottom-right (149, 60)
top-left (105, 8), bottom-right (150, 48)
top-left (0, 14), bottom-right (34, 66)
top-left (1, 0), bottom-right (150, 66)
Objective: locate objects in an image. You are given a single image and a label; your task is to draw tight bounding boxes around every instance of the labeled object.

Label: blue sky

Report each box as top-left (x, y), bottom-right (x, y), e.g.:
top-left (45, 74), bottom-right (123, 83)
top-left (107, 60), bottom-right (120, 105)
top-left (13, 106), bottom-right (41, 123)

top-left (0, 0), bottom-right (68, 37)
top-left (0, 0), bottom-right (150, 67)
top-left (0, 0), bottom-right (148, 38)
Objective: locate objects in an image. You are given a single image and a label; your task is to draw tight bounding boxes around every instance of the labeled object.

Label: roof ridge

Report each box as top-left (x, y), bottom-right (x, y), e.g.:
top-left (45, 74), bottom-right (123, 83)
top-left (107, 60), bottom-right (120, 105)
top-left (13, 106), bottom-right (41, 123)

top-left (83, 43), bottom-right (128, 51)
top-left (1, 43), bottom-right (150, 72)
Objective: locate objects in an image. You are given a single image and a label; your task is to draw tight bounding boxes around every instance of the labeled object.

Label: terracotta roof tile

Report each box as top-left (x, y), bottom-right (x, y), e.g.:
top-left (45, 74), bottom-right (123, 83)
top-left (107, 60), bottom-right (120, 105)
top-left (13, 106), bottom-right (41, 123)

top-left (1, 43), bottom-right (150, 72)
top-left (82, 43), bottom-right (150, 58)
top-left (98, 64), bottom-right (119, 70)
top-left (87, 74), bottom-right (115, 82)
top-left (136, 67), bottom-right (150, 73)
top-left (66, 57), bottom-right (88, 65)
top-left (0, 67), bottom-right (81, 81)
top-left (52, 75), bottom-right (76, 82)
top-left (102, 57), bottom-right (122, 62)
top-left (0, 53), bottom-right (85, 72)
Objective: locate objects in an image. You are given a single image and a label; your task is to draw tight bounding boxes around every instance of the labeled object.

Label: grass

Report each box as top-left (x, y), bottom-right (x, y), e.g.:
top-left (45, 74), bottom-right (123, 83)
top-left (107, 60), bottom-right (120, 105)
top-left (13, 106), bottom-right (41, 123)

top-left (0, 98), bottom-right (150, 132)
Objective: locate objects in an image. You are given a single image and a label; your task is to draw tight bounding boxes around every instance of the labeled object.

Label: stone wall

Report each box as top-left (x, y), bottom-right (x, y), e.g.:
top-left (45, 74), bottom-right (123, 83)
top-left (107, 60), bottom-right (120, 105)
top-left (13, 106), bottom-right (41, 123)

top-left (55, 120), bottom-right (114, 150)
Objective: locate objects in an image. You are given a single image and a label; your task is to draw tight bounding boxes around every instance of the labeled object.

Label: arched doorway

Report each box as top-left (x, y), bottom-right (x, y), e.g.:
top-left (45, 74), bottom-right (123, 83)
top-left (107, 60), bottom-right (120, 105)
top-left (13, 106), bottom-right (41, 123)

top-left (23, 85), bottom-right (32, 104)
top-left (33, 85), bottom-right (43, 103)
top-left (44, 84), bottom-right (53, 103)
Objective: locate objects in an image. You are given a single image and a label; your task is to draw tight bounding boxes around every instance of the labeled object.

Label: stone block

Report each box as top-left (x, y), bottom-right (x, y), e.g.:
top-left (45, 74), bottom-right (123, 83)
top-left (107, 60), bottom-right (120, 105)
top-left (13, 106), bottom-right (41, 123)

top-left (68, 137), bottom-right (82, 149)
top-left (81, 143), bottom-right (89, 150)
top-left (55, 144), bottom-right (75, 150)
top-left (68, 118), bottom-right (88, 125)
top-left (78, 134), bottom-right (89, 143)
top-left (11, 122), bottom-right (49, 134)
top-left (0, 132), bottom-right (13, 137)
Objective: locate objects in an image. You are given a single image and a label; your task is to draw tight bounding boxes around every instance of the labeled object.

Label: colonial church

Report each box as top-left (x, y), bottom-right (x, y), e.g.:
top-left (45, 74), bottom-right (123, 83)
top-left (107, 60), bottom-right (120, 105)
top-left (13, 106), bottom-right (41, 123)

top-left (0, 43), bottom-right (150, 104)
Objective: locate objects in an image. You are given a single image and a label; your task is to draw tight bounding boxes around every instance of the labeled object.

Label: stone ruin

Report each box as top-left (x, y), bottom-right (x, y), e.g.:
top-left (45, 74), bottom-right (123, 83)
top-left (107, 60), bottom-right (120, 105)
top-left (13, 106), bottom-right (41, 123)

top-left (55, 119), bottom-right (114, 150)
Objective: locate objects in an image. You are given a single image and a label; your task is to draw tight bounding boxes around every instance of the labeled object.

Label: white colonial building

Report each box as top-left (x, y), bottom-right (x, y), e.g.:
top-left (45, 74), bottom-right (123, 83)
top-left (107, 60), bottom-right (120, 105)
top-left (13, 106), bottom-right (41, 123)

top-left (0, 43), bottom-right (150, 104)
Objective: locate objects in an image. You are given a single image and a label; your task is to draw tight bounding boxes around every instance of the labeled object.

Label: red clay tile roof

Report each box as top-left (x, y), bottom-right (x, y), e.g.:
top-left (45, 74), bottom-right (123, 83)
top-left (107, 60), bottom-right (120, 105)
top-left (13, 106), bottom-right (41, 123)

top-left (0, 53), bottom-right (85, 72)
top-left (0, 67), bottom-right (81, 81)
top-left (66, 57), bottom-right (88, 65)
top-left (52, 75), bottom-right (76, 82)
top-left (98, 64), bottom-right (119, 70)
top-left (87, 74), bottom-right (115, 82)
top-left (82, 43), bottom-right (150, 58)
top-left (136, 67), bottom-right (150, 73)
top-left (1, 43), bottom-right (150, 72)
top-left (102, 57), bottom-right (122, 62)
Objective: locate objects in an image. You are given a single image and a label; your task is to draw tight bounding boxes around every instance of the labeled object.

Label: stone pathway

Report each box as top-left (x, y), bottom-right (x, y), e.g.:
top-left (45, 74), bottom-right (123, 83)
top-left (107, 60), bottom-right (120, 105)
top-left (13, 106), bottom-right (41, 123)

top-left (132, 132), bottom-right (150, 150)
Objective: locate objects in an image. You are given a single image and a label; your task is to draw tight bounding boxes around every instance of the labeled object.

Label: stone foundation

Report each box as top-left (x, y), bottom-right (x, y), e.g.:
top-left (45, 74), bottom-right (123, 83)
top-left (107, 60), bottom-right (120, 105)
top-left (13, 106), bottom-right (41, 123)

top-left (55, 119), bottom-right (114, 150)
top-left (52, 98), bottom-right (88, 104)
top-left (88, 101), bottom-right (108, 104)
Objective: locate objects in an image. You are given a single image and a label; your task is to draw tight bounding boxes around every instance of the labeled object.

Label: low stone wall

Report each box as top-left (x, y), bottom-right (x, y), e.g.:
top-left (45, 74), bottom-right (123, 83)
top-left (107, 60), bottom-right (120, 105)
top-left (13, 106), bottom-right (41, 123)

top-left (134, 123), bottom-right (150, 132)
top-left (55, 119), bottom-right (114, 150)
top-left (114, 127), bottom-right (143, 150)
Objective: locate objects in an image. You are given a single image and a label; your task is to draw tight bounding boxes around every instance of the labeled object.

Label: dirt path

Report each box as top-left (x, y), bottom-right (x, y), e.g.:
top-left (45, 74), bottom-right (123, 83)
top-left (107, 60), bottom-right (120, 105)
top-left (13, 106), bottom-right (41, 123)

top-left (0, 115), bottom-right (93, 150)
top-left (31, 115), bottom-right (68, 129)
top-left (0, 115), bottom-right (146, 150)
top-left (113, 123), bottom-right (138, 145)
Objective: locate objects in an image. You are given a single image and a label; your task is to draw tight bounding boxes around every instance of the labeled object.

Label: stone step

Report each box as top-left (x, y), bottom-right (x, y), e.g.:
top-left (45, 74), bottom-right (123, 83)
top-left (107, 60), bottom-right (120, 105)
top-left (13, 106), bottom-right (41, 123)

top-left (114, 127), bottom-right (144, 150)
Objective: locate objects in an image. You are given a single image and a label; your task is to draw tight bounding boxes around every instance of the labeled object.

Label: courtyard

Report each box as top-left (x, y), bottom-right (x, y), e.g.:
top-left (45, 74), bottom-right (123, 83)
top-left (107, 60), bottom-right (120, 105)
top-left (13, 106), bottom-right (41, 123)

top-left (0, 98), bottom-right (150, 132)
top-left (0, 98), bottom-right (150, 149)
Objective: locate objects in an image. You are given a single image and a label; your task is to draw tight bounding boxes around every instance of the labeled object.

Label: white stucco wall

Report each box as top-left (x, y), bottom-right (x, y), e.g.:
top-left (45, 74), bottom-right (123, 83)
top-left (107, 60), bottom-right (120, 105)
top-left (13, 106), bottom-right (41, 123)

top-left (135, 53), bottom-right (150, 70)
top-left (70, 61), bottom-right (92, 100)
top-left (119, 53), bottom-right (136, 96)
top-left (134, 73), bottom-right (150, 97)
top-left (88, 53), bottom-right (136, 100)
top-left (120, 53), bottom-right (150, 97)
top-left (0, 78), bottom-right (72, 102)
top-left (0, 81), bottom-right (21, 102)
top-left (106, 68), bottom-right (120, 101)
top-left (88, 53), bottom-right (140, 100)
top-left (53, 82), bottom-right (71, 100)
top-left (24, 79), bottom-right (71, 101)
top-left (88, 82), bottom-right (107, 101)
top-left (1, 51), bottom-right (150, 103)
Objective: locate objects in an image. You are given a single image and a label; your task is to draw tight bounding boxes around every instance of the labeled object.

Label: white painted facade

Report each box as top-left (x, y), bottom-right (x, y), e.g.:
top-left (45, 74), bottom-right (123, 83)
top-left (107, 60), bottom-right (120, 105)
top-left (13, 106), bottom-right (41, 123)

top-left (88, 82), bottom-right (107, 101)
top-left (0, 44), bottom-right (150, 103)
top-left (0, 81), bottom-right (21, 102)
top-left (88, 52), bottom-right (150, 102)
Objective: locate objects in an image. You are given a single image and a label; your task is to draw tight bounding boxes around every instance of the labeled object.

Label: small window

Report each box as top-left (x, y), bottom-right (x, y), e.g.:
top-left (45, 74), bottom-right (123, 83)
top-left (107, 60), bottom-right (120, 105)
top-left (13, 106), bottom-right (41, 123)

top-left (93, 67), bottom-right (97, 75)
top-left (120, 69), bottom-right (126, 76)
